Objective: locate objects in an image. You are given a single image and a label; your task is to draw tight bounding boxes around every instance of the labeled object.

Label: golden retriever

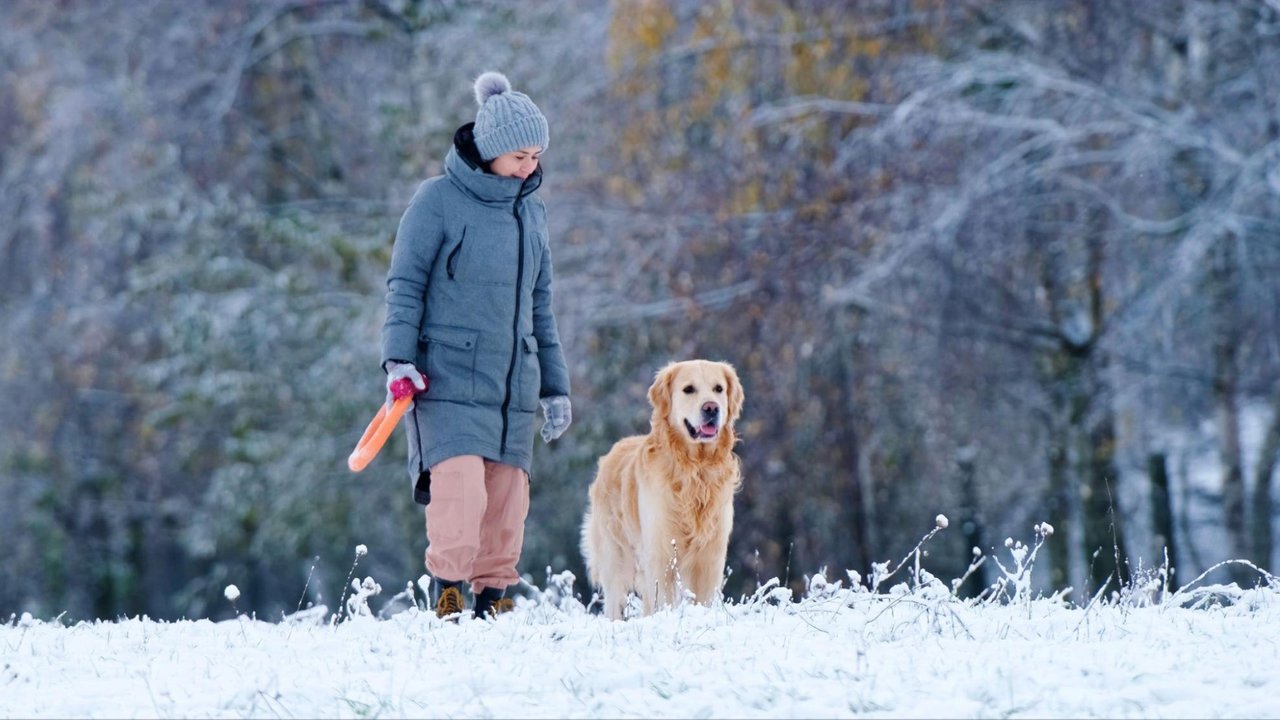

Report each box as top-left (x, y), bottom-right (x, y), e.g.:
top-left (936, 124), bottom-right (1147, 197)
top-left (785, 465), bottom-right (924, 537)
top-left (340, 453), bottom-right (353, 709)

top-left (581, 360), bottom-right (744, 619)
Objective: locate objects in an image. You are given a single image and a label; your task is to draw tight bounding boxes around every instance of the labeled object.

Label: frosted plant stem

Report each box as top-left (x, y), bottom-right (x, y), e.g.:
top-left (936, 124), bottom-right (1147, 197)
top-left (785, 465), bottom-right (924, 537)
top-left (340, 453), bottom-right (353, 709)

top-left (295, 559), bottom-right (318, 614)
top-left (333, 546), bottom-right (367, 625)
top-left (1171, 558), bottom-right (1279, 603)
top-left (873, 526), bottom-right (944, 593)
top-left (1071, 573), bottom-right (1113, 638)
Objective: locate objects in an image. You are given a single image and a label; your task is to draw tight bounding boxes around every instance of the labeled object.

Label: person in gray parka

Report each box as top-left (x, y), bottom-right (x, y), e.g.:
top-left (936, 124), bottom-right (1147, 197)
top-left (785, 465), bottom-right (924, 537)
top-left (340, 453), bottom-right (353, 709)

top-left (381, 71), bottom-right (571, 620)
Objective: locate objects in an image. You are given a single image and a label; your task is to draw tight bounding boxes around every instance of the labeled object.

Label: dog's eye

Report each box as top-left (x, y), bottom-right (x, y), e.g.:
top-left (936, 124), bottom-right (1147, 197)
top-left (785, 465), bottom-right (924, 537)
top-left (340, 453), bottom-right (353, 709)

top-left (682, 385), bottom-right (696, 394)
top-left (713, 384), bottom-right (724, 393)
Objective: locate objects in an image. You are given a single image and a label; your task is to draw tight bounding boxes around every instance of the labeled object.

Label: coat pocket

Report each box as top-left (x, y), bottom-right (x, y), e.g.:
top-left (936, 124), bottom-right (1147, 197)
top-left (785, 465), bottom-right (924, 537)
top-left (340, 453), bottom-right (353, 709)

top-left (419, 324), bottom-right (479, 402)
top-left (454, 223), bottom-right (516, 287)
top-left (445, 228), bottom-right (466, 280)
top-left (516, 334), bottom-right (541, 412)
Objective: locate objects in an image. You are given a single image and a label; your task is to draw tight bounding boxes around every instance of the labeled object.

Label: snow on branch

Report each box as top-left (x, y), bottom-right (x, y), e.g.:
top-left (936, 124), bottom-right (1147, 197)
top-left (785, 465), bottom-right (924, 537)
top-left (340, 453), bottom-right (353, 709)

top-left (749, 97), bottom-right (893, 127)
top-left (821, 46), bottom-right (1275, 315)
top-left (591, 281), bottom-right (760, 325)
top-left (885, 54), bottom-right (1247, 165)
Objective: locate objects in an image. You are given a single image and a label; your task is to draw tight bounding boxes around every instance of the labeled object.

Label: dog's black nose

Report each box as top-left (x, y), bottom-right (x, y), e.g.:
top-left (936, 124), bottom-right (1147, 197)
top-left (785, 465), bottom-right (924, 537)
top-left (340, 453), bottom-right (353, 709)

top-left (701, 401), bottom-right (719, 420)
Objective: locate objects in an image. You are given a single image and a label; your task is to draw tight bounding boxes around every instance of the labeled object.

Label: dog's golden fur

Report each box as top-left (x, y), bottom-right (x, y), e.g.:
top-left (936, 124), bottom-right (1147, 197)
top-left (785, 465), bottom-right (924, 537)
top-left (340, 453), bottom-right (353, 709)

top-left (581, 360), bottom-right (744, 619)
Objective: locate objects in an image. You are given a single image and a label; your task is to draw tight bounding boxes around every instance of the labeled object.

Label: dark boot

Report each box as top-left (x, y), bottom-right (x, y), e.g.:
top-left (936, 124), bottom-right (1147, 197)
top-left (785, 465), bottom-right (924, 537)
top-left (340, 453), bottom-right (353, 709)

top-left (434, 579), bottom-right (465, 619)
top-left (473, 586), bottom-right (514, 619)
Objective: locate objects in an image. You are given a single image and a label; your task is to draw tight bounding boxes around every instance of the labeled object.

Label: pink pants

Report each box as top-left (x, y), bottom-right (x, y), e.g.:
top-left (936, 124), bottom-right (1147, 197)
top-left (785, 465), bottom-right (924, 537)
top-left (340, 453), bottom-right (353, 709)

top-left (424, 455), bottom-right (530, 594)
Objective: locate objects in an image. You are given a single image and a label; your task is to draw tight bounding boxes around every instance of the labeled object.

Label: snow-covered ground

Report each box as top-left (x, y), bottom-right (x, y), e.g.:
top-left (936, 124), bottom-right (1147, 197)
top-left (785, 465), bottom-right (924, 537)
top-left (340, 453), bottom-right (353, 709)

top-left (4, 564), bottom-right (1279, 719)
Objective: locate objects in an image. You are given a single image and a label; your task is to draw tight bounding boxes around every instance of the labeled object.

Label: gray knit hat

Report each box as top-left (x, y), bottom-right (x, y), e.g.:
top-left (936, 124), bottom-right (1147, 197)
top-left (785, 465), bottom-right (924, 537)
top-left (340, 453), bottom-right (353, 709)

top-left (472, 71), bottom-right (549, 161)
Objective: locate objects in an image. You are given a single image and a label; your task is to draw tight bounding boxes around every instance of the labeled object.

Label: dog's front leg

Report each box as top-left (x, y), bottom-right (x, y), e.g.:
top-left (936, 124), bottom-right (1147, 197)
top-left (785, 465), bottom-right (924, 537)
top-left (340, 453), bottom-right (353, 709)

top-left (640, 530), bottom-right (679, 615)
top-left (685, 544), bottom-right (728, 606)
top-left (688, 511), bottom-right (733, 605)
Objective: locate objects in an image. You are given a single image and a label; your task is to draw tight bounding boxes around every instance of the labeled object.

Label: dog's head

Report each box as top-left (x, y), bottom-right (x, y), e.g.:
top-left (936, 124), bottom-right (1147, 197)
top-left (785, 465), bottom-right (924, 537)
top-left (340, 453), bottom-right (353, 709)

top-left (648, 360), bottom-right (744, 446)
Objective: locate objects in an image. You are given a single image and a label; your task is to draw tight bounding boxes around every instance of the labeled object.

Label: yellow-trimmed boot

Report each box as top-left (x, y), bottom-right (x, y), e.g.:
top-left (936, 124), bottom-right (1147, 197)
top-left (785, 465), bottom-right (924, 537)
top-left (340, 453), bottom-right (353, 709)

top-left (473, 587), bottom-right (514, 619)
top-left (435, 580), bottom-right (465, 619)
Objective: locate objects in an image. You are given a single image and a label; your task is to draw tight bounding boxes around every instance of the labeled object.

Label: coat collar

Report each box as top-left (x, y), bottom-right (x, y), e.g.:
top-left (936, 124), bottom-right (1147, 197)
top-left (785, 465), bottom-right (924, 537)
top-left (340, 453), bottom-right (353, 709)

top-left (444, 122), bottom-right (542, 206)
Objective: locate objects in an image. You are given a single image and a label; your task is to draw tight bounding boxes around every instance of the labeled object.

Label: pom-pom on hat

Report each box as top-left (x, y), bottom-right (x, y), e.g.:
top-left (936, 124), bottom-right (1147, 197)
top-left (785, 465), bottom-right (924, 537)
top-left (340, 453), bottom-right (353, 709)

top-left (472, 71), bottom-right (549, 161)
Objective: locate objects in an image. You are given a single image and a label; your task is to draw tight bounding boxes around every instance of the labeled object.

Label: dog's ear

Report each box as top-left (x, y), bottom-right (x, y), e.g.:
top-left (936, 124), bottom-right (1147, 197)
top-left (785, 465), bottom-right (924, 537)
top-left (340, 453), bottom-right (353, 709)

top-left (722, 362), bottom-right (744, 423)
top-left (648, 362), bottom-right (676, 423)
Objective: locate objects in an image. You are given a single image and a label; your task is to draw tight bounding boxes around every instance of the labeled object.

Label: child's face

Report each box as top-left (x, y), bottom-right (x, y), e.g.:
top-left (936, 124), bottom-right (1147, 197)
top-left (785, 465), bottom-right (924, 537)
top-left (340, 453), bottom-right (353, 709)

top-left (490, 146), bottom-right (542, 180)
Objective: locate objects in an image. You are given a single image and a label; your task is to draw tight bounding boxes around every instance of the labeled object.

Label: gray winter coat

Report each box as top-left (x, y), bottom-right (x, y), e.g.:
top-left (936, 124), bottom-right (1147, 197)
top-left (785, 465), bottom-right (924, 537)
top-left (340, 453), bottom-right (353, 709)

top-left (382, 125), bottom-right (570, 480)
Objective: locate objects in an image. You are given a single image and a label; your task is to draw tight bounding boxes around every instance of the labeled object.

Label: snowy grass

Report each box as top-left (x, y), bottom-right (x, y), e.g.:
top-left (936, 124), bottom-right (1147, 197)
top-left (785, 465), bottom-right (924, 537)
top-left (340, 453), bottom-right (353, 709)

top-left (4, 522), bottom-right (1280, 719)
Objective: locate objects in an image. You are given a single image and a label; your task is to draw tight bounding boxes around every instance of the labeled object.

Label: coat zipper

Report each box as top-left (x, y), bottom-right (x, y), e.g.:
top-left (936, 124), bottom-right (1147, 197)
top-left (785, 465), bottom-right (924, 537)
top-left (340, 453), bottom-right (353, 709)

top-left (499, 183), bottom-right (529, 453)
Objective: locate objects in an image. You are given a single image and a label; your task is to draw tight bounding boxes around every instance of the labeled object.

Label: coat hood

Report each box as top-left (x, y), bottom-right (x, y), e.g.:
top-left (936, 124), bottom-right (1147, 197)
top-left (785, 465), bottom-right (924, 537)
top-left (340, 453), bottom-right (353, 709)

top-left (445, 123), bottom-right (543, 206)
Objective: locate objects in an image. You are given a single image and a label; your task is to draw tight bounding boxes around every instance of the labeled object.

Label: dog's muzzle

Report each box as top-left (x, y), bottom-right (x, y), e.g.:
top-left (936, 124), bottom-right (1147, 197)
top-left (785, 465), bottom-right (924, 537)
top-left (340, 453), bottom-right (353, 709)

top-left (684, 402), bottom-right (721, 441)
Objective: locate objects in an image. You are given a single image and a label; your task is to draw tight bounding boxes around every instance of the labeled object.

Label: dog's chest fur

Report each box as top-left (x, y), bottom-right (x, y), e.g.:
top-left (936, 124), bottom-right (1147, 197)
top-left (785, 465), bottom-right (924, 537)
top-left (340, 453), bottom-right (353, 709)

top-left (660, 457), bottom-right (738, 551)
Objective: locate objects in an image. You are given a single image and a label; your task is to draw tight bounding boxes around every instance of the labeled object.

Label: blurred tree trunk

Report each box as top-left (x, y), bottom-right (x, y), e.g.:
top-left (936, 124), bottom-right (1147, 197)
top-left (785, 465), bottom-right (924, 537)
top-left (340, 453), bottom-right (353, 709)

top-left (832, 306), bottom-right (871, 577)
top-left (1045, 440), bottom-right (1072, 591)
top-left (1081, 235), bottom-right (1127, 593)
top-left (1038, 235), bottom-right (1127, 597)
top-left (1210, 239), bottom-right (1250, 583)
top-left (1252, 401), bottom-right (1280, 572)
top-left (1148, 452), bottom-right (1178, 577)
top-left (956, 446), bottom-right (990, 598)
top-left (1056, 345), bottom-right (1127, 594)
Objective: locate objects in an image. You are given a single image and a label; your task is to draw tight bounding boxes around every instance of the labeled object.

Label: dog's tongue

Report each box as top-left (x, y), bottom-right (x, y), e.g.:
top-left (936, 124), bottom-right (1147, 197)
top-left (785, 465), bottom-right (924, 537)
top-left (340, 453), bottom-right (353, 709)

top-left (699, 422), bottom-right (718, 438)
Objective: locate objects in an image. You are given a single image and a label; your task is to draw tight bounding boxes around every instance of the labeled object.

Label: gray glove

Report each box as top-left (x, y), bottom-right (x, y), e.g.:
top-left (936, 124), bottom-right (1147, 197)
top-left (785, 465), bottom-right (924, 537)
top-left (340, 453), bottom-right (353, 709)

top-left (384, 361), bottom-right (427, 408)
top-left (540, 395), bottom-right (572, 444)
